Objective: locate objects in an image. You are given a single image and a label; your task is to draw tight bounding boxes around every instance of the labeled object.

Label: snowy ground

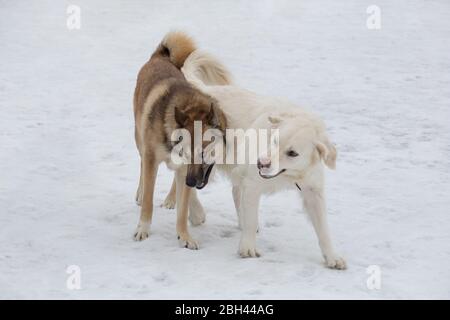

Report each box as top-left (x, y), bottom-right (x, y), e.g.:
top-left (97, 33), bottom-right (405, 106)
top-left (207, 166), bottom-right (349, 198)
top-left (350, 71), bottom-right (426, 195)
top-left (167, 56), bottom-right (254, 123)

top-left (1, 0), bottom-right (449, 299)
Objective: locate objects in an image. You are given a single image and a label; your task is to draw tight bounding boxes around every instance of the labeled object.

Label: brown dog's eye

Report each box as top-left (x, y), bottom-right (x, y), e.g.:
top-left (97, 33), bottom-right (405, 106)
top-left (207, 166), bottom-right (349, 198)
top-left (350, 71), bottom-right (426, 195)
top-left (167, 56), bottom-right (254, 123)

top-left (286, 150), bottom-right (299, 157)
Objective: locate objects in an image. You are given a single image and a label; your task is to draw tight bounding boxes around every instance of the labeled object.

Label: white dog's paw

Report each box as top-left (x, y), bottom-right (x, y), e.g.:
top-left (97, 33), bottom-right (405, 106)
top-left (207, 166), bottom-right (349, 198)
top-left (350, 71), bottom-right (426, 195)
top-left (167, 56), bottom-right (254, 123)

top-left (324, 254), bottom-right (346, 270)
top-left (162, 196), bottom-right (176, 209)
top-left (177, 234), bottom-right (199, 250)
top-left (239, 239), bottom-right (260, 258)
top-left (133, 222), bottom-right (150, 241)
top-left (189, 202), bottom-right (206, 226)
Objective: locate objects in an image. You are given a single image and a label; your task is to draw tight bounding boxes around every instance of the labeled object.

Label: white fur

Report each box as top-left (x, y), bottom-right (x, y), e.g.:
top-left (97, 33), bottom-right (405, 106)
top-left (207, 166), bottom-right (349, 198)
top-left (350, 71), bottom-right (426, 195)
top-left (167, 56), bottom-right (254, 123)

top-left (182, 50), bottom-right (346, 269)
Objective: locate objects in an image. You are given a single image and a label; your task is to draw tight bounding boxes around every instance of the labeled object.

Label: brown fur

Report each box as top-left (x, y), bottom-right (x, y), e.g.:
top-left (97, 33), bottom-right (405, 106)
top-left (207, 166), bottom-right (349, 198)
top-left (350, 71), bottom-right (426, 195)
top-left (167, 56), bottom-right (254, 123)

top-left (159, 31), bottom-right (196, 68)
top-left (133, 32), bottom-right (226, 248)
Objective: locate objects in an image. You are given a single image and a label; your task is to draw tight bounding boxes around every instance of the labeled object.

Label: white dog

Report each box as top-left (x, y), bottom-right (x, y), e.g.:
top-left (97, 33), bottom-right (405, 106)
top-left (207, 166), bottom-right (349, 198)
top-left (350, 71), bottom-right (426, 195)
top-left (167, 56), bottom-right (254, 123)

top-left (169, 49), bottom-right (346, 269)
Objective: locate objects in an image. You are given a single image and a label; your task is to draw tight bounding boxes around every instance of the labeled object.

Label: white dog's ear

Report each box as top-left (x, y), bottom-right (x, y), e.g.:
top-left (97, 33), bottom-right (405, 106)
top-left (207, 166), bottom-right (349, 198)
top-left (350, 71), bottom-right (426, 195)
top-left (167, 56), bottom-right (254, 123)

top-left (315, 136), bottom-right (337, 169)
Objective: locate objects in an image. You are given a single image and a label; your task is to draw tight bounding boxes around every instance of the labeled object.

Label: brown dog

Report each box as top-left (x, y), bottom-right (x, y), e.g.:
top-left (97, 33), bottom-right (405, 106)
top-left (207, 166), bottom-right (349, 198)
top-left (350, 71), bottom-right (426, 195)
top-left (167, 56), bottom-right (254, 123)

top-left (133, 32), bottom-right (227, 249)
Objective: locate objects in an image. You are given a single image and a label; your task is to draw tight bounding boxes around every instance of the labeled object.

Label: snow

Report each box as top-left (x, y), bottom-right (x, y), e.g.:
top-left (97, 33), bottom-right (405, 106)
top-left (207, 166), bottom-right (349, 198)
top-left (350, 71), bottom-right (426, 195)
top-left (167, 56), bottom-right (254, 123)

top-left (1, 0), bottom-right (450, 299)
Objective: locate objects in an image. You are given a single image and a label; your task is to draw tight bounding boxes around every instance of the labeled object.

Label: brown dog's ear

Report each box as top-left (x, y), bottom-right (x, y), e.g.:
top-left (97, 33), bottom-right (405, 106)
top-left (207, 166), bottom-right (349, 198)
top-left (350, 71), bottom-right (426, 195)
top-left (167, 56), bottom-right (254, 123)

top-left (315, 135), bottom-right (337, 169)
top-left (175, 107), bottom-right (188, 126)
top-left (207, 103), bottom-right (217, 125)
top-left (207, 102), bottom-right (226, 130)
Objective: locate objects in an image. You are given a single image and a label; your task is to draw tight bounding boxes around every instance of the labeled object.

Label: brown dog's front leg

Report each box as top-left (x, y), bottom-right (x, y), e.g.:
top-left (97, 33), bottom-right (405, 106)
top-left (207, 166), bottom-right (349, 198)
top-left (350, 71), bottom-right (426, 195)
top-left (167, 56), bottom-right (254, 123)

top-left (175, 169), bottom-right (198, 249)
top-left (134, 153), bottom-right (158, 241)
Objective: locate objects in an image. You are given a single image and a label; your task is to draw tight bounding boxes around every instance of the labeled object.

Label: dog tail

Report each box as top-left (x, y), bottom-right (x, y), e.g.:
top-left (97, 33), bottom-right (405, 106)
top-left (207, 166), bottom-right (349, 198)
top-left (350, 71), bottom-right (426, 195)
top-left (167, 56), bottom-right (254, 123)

top-left (154, 31), bottom-right (196, 68)
top-left (182, 50), bottom-right (232, 87)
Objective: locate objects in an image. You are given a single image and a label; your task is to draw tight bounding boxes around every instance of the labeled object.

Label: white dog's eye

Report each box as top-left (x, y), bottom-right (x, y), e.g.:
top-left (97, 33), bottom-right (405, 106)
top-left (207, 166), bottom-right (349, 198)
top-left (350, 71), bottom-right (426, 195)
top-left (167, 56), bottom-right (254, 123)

top-left (286, 150), bottom-right (299, 157)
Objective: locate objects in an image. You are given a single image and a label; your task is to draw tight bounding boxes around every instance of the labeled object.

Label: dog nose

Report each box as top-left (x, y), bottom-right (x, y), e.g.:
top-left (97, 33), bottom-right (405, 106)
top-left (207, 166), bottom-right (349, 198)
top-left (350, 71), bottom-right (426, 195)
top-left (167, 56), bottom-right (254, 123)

top-left (186, 176), bottom-right (197, 187)
top-left (257, 157), bottom-right (271, 169)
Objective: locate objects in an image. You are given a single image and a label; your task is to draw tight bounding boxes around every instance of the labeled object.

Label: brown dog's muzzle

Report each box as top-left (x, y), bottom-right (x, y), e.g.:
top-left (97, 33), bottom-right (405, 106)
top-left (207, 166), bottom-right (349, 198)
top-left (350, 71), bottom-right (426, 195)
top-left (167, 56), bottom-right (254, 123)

top-left (186, 163), bottom-right (214, 189)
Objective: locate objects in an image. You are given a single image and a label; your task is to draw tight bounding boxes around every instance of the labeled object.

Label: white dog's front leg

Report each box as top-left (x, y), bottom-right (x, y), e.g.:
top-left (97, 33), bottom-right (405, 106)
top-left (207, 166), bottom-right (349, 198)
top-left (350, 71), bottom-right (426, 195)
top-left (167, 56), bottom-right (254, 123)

top-left (232, 186), bottom-right (243, 229)
top-left (301, 186), bottom-right (346, 269)
top-left (238, 187), bottom-right (261, 258)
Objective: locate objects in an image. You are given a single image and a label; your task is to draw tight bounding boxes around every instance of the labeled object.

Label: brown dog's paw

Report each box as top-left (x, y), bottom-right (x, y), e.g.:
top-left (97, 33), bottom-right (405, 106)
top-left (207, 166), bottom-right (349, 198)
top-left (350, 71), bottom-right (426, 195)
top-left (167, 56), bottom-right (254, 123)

top-left (177, 234), bottom-right (199, 250)
top-left (133, 223), bottom-right (150, 241)
top-left (162, 196), bottom-right (176, 209)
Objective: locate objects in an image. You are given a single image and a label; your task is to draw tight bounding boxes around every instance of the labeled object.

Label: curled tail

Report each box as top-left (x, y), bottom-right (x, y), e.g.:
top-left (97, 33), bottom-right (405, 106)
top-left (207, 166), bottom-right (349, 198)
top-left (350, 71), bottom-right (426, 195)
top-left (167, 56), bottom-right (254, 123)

top-left (182, 50), bottom-right (232, 87)
top-left (153, 31), bottom-right (196, 68)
